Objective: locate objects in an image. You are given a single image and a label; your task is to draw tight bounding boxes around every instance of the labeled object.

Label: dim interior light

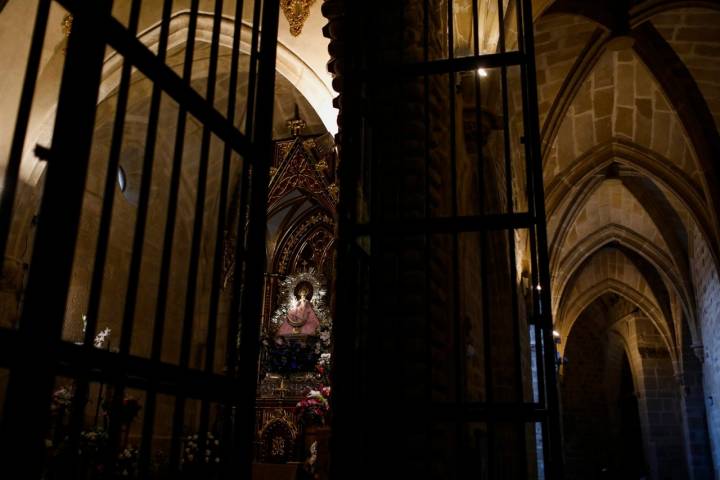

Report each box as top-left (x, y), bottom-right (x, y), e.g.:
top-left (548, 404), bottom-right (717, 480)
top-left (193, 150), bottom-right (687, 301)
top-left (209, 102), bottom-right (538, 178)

top-left (477, 68), bottom-right (488, 77)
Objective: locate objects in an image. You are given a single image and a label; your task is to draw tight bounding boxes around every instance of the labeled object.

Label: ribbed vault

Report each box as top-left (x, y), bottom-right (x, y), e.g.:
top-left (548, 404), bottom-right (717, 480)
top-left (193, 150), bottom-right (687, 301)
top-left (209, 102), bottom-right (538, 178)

top-left (538, 1), bottom-right (720, 476)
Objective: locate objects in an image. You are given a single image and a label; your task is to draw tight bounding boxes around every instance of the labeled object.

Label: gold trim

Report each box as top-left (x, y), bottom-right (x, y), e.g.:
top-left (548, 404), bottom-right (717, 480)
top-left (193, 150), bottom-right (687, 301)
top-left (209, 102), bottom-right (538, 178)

top-left (280, 0), bottom-right (316, 37)
top-left (62, 14), bottom-right (73, 37)
top-left (61, 14), bottom-right (73, 55)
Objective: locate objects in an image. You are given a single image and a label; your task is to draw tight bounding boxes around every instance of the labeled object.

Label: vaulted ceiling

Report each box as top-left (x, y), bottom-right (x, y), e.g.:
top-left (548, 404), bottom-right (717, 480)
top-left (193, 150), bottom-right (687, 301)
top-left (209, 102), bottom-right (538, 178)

top-left (539, 0), bottom-right (720, 369)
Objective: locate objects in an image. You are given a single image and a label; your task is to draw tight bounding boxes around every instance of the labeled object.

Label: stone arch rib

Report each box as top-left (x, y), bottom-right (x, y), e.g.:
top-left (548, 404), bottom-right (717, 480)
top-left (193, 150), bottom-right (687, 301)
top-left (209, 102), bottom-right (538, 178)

top-left (559, 278), bottom-right (677, 365)
top-left (630, 21), bottom-right (720, 251)
top-left (552, 223), bottom-right (699, 344)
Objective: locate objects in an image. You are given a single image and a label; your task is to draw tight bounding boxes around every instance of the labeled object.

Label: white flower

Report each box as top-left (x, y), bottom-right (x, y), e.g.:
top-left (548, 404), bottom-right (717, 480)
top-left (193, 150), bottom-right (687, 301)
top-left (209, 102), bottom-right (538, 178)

top-left (93, 327), bottom-right (111, 348)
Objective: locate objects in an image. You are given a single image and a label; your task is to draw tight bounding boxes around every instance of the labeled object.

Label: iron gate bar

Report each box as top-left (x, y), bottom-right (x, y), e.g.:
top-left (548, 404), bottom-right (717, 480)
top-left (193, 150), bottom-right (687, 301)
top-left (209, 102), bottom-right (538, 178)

top-left (447, 0), bottom-right (468, 471)
top-left (0, 0), bottom-right (51, 266)
top-left (520, 0), bottom-right (565, 475)
top-left (516, 0), bottom-right (548, 419)
top-left (330, 0), bottom-right (563, 477)
top-left (137, 0), bottom-right (183, 475)
top-left (244, 0), bottom-right (266, 142)
top-left (224, 0), bottom-right (264, 474)
top-left (220, 5), bottom-right (261, 474)
top-left (107, 0), bottom-right (199, 460)
top-left (0, 0), bottom-right (281, 477)
top-left (389, 51), bottom-right (525, 77)
top-left (234, 0), bottom-right (281, 477)
top-left (167, 0), bottom-right (202, 471)
top-left (499, 0), bottom-right (530, 475)
top-left (66, 0), bottom-right (144, 474)
top-left (0, 1), bottom-right (113, 477)
top-left (428, 402), bottom-right (551, 422)
top-left (53, 343), bottom-right (238, 400)
top-left (199, 0), bottom-right (244, 464)
top-left (423, 0), bottom-right (433, 466)
top-left (517, 0), bottom-right (553, 471)
top-left (54, 0), bottom-right (254, 158)
top-left (182, 0), bottom-right (226, 468)
top-left (205, 0), bottom-right (245, 468)
top-left (350, 212), bottom-right (534, 236)
top-left (472, 20), bottom-right (498, 480)
top-left (422, 0), bottom-right (433, 469)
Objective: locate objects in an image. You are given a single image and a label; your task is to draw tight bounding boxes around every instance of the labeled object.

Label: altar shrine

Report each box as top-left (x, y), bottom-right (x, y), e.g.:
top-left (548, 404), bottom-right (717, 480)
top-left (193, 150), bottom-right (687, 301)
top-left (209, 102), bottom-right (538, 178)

top-left (251, 114), bottom-right (336, 479)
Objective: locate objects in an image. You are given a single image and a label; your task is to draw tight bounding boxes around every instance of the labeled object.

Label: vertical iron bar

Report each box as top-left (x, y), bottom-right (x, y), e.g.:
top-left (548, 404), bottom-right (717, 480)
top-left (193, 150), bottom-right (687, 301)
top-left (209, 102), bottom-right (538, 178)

top-left (516, 0), bottom-right (551, 471)
top-left (0, 0), bottom-right (51, 264)
top-left (166, 0), bottom-right (202, 471)
top-left (514, 0), bottom-right (547, 419)
top-left (0, 1), bottom-right (112, 476)
top-left (136, 0), bottom-right (175, 475)
top-left (190, 0), bottom-right (225, 460)
top-left (224, 0), bottom-right (264, 472)
top-left (210, 3), bottom-right (245, 476)
top-left (423, 0), bottom-right (433, 474)
top-left (67, 0), bottom-right (143, 473)
top-left (498, 0), bottom-right (529, 477)
top-left (470, 0), bottom-right (497, 477)
top-left (244, 0), bottom-right (264, 140)
top-left (520, 0), bottom-right (564, 476)
top-left (235, 0), bottom-right (280, 477)
top-left (447, 0), bottom-right (466, 476)
top-left (113, 0), bottom-right (188, 459)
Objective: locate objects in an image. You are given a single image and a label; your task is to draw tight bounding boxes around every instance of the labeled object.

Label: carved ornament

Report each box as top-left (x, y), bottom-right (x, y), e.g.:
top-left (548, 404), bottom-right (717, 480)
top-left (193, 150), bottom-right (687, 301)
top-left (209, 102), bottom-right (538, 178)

top-left (281, 0), bottom-right (316, 37)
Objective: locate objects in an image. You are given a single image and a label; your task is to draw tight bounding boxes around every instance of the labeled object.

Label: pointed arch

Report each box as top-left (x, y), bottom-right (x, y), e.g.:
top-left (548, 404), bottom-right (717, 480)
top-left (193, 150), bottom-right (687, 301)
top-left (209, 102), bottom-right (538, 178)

top-left (552, 223), bottom-right (699, 344)
top-left (559, 278), bottom-right (676, 366)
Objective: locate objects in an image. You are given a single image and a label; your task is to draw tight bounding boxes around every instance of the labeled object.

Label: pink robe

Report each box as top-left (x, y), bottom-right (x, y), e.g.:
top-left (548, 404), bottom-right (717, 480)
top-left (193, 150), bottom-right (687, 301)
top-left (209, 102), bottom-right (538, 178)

top-left (277, 299), bottom-right (320, 336)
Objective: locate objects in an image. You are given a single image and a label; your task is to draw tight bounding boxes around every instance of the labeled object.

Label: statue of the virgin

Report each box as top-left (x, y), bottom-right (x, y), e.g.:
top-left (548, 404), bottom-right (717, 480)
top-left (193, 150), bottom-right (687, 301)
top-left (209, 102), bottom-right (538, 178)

top-left (276, 281), bottom-right (320, 337)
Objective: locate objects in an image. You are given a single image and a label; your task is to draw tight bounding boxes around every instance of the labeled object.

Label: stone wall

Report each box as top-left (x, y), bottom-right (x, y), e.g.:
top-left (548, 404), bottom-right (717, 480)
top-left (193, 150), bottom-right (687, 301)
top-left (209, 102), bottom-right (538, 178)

top-left (690, 223), bottom-right (720, 470)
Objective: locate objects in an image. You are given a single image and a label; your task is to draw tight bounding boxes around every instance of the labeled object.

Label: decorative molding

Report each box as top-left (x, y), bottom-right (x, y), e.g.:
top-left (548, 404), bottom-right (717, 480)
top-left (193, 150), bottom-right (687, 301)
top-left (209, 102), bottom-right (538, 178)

top-left (281, 0), bottom-right (316, 36)
top-left (62, 14), bottom-right (73, 55)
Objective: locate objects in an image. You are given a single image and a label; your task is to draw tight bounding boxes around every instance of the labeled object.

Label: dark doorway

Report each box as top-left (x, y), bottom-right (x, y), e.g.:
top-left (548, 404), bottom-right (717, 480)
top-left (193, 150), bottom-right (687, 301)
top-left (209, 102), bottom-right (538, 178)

top-left (616, 354), bottom-right (647, 479)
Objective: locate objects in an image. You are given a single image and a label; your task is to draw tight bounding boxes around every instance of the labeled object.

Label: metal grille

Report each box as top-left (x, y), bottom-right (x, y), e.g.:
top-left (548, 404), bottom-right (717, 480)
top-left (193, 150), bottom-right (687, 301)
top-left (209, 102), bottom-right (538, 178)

top-left (331, 0), bottom-right (563, 478)
top-left (0, 0), bottom-right (279, 477)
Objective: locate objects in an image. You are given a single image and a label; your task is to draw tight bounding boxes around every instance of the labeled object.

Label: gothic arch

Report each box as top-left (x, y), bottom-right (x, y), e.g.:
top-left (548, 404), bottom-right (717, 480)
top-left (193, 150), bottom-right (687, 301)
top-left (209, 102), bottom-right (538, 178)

top-left (552, 223), bottom-right (698, 343)
top-left (546, 139), bottom-right (719, 292)
top-left (536, 2), bottom-right (720, 256)
top-left (559, 278), bottom-right (676, 368)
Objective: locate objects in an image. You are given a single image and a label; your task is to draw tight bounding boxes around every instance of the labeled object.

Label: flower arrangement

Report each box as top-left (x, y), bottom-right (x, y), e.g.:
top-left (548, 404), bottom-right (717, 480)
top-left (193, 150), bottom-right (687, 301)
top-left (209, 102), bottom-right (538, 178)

top-left (295, 386), bottom-right (331, 426)
top-left (116, 445), bottom-right (139, 477)
top-left (315, 353), bottom-right (331, 384)
top-left (94, 327), bottom-right (112, 349)
top-left (180, 432), bottom-right (220, 468)
top-left (51, 386), bottom-right (73, 415)
top-left (78, 427), bottom-right (109, 458)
